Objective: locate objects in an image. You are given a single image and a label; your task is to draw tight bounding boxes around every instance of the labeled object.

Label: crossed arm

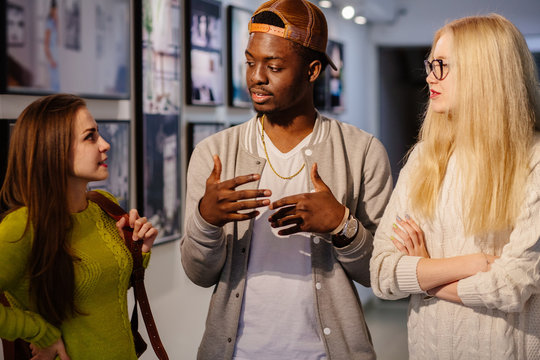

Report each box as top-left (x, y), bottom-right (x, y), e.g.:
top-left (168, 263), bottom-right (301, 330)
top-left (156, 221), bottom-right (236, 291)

top-left (390, 216), bottom-right (498, 303)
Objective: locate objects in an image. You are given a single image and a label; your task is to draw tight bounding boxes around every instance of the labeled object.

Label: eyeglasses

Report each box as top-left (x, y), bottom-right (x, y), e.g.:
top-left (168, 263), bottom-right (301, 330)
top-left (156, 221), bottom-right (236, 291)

top-left (424, 59), bottom-right (449, 80)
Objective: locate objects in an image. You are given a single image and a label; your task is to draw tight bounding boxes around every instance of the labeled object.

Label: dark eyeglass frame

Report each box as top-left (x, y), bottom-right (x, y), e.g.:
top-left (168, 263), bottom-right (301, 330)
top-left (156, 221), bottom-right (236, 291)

top-left (424, 59), bottom-right (449, 80)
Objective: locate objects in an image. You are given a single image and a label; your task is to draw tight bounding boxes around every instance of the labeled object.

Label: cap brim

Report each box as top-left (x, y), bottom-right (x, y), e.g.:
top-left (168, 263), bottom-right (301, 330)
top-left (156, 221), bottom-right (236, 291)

top-left (325, 54), bottom-right (338, 71)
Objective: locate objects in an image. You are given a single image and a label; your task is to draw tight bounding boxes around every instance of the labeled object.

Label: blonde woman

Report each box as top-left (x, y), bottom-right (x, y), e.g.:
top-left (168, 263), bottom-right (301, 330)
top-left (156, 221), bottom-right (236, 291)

top-left (370, 14), bottom-right (540, 359)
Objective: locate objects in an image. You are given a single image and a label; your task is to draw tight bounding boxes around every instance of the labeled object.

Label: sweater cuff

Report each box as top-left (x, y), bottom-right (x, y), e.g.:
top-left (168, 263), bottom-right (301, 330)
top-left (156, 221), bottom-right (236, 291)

top-left (27, 312), bottom-right (61, 348)
top-left (457, 277), bottom-right (484, 307)
top-left (396, 256), bottom-right (424, 294)
top-left (194, 205), bottom-right (222, 236)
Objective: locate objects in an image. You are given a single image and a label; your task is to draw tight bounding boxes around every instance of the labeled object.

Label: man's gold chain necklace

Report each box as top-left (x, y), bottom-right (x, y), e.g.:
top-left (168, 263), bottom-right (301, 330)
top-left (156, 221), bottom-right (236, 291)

top-left (260, 115), bottom-right (306, 180)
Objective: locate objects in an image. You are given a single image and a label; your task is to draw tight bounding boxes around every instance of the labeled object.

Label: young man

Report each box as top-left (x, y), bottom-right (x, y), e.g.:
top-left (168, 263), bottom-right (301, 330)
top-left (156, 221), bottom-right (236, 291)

top-left (180, 0), bottom-right (392, 358)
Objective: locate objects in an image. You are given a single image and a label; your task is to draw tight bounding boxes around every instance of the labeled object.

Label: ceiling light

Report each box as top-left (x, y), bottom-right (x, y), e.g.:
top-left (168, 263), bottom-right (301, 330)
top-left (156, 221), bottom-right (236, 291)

top-left (354, 16), bottom-right (367, 25)
top-left (341, 6), bottom-right (355, 20)
top-left (319, 0), bottom-right (332, 8)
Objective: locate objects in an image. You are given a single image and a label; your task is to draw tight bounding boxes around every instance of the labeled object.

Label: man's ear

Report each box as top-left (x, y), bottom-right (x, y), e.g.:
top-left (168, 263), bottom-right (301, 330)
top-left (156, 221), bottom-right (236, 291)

top-left (308, 60), bottom-right (322, 83)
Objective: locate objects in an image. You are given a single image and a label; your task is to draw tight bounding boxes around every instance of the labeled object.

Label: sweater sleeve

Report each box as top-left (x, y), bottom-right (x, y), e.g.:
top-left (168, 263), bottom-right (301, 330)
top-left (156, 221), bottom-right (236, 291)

top-left (370, 147), bottom-right (425, 299)
top-left (334, 136), bottom-right (393, 287)
top-left (180, 143), bottom-right (227, 288)
top-left (457, 143), bottom-right (540, 312)
top-left (0, 209), bottom-right (61, 347)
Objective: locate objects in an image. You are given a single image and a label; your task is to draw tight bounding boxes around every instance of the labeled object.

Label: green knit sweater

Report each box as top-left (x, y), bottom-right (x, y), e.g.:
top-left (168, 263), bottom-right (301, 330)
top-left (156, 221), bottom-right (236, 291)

top-left (0, 191), bottom-right (150, 359)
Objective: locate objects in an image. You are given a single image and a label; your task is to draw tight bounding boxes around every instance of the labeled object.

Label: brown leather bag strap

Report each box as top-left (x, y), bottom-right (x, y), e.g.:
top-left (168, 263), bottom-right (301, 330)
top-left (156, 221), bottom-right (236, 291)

top-left (86, 191), bottom-right (169, 360)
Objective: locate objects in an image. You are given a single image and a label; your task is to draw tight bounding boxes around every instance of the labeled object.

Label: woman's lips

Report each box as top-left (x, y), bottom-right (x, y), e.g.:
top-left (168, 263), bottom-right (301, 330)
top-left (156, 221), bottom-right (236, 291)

top-left (430, 89), bottom-right (441, 99)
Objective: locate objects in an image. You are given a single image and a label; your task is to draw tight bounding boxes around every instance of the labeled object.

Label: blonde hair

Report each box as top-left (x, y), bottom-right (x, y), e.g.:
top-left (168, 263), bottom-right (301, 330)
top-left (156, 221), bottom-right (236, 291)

top-left (409, 14), bottom-right (539, 235)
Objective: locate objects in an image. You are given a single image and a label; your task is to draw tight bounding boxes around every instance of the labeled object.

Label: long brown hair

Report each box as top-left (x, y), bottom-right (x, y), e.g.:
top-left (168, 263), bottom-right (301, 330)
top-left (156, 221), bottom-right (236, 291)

top-left (0, 94), bottom-right (86, 325)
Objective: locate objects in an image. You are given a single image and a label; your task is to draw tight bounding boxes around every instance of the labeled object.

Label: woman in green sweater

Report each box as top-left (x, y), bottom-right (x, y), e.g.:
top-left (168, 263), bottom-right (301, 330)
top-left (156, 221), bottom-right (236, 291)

top-left (0, 94), bottom-right (158, 359)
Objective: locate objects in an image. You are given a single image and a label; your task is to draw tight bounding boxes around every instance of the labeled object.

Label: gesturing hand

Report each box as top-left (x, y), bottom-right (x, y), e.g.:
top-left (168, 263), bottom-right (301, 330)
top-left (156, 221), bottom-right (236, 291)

top-left (391, 215), bottom-right (429, 258)
top-left (116, 210), bottom-right (158, 253)
top-left (30, 338), bottom-right (71, 360)
top-left (268, 163), bottom-right (346, 236)
top-left (199, 155), bottom-right (272, 227)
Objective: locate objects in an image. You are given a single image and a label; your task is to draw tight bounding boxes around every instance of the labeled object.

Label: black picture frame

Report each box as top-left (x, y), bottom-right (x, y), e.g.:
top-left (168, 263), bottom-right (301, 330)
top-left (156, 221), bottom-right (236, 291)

top-left (135, 0), bottom-right (182, 245)
top-left (186, 0), bottom-right (224, 106)
top-left (1, 0), bottom-right (130, 98)
top-left (88, 121), bottom-right (130, 210)
top-left (227, 5), bottom-right (251, 108)
top-left (141, 113), bottom-right (181, 244)
top-left (187, 122), bottom-right (226, 161)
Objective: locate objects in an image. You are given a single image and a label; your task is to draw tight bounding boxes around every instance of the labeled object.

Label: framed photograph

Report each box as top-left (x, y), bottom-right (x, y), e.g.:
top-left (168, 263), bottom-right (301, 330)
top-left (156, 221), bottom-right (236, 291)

top-left (2, 0), bottom-right (130, 98)
top-left (88, 121), bottom-right (130, 210)
top-left (141, 113), bottom-right (180, 244)
top-left (186, 0), bottom-right (224, 105)
top-left (136, 0), bottom-right (182, 244)
top-left (187, 122), bottom-right (225, 160)
top-left (313, 40), bottom-right (344, 113)
top-left (227, 6), bottom-right (251, 108)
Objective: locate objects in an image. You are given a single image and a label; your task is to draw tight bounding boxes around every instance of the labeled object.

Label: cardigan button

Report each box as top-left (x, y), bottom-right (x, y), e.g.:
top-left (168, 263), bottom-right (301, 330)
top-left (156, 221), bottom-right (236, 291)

top-left (228, 338), bottom-right (232, 342)
top-left (313, 237), bottom-right (320, 244)
top-left (235, 293), bottom-right (240, 298)
top-left (304, 149), bottom-right (312, 156)
top-left (256, 161), bottom-right (261, 165)
top-left (323, 327), bottom-right (331, 335)
top-left (315, 282), bottom-right (322, 290)
top-left (241, 248), bottom-right (246, 253)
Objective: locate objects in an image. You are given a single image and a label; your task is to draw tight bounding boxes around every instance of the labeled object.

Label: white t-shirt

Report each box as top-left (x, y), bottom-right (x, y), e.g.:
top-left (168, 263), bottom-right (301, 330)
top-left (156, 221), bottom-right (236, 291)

top-left (233, 123), bottom-right (326, 360)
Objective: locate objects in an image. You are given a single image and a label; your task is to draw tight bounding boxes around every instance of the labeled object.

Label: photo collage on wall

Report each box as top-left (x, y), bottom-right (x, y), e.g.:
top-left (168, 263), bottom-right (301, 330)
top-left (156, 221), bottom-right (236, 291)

top-left (140, 0), bottom-right (181, 244)
top-left (4, 0), bottom-right (130, 98)
top-left (1, 0), bottom-right (349, 245)
top-left (186, 0), bottom-right (223, 105)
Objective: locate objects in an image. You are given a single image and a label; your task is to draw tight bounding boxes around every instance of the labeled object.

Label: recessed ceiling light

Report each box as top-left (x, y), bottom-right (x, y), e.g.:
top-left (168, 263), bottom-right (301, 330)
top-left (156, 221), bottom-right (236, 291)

top-left (319, 0), bottom-right (332, 8)
top-left (341, 6), bottom-right (355, 20)
top-left (354, 16), bottom-right (367, 25)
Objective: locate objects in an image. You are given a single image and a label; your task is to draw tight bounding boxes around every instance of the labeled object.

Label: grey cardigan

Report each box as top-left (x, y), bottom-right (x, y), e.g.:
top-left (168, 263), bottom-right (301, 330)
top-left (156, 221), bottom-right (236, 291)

top-left (180, 113), bottom-right (392, 360)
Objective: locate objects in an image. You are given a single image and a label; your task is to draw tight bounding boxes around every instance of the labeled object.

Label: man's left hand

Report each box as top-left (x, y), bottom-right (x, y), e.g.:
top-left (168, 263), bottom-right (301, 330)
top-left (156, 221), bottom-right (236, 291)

top-left (268, 163), bottom-right (346, 235)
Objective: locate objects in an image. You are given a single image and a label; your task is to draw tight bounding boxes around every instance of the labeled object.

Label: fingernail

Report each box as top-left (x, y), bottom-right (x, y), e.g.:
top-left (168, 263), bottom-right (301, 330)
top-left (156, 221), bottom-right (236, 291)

top-left (393, 223), bottom-right (398, 229)
top-left (264, 190), bottom-right (271, 196)
top-left (405, 214), bottom-right (411, 220)
top-left (263, 199), bottom-right (270, 205)
top-left (396, 216), bottom-right (402, 222)
top-left (390, 236), bottom-right (396, 241)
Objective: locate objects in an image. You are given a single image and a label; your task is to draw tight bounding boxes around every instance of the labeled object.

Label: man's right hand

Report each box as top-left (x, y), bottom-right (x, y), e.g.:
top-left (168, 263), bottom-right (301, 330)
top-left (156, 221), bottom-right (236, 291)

top-left (199, 155), bottom-right (271, 227)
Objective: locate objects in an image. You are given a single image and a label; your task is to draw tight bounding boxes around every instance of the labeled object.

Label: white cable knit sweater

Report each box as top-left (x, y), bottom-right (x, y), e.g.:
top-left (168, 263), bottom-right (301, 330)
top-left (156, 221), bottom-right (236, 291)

top-left (370, 134), bottom-right (540, 360)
